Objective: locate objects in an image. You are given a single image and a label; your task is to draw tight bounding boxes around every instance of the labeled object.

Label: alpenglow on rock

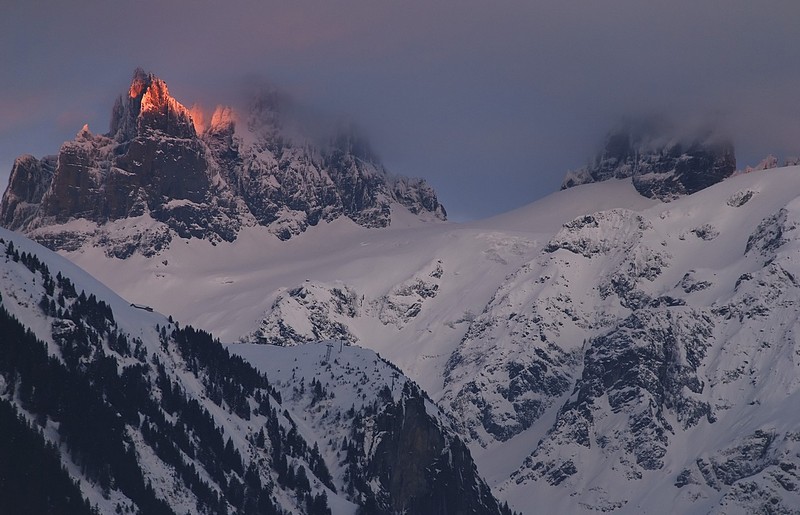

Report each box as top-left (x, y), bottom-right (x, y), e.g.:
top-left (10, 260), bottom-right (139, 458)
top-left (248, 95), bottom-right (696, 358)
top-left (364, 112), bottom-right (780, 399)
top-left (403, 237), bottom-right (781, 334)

top-left (561, 118), bottom-right (736, 200)
top-left (0, 69), bottom-right (446, 257)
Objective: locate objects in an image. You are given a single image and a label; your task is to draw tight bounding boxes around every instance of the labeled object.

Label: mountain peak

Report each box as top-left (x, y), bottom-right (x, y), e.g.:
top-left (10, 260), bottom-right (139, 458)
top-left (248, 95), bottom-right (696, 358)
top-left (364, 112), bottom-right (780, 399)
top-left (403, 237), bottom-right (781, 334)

top-left (111, 68), bottom-right (196, 140)
top-left (562, 118), bottom-right (736, 200)
top-left (127, 66), bottom-right (152, 99)
top-left (1, 68), bottom-right (446, 256)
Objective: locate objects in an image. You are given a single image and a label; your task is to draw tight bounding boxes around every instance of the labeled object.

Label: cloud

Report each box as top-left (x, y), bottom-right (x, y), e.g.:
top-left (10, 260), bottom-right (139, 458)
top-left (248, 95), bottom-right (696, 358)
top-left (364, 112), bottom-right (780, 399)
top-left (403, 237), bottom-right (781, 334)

top-left (2, 1), bottom-right (800, 218)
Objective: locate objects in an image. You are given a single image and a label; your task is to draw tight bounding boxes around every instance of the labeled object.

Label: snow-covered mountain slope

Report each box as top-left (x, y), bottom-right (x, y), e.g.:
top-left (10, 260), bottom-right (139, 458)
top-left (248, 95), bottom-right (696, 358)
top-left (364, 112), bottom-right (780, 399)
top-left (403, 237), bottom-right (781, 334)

top-left (466, 165), bottom-right (800, 513)
top-left (0, 227), bottom-right (509, 515)
top-left (61, 178), bottom-right (654, 391)
top-left (57, 165), bottom-right (800, 513)
top-left (44, 177), bottom-right (653, 512)
top-left (0, 69), bottom-right (444, 256)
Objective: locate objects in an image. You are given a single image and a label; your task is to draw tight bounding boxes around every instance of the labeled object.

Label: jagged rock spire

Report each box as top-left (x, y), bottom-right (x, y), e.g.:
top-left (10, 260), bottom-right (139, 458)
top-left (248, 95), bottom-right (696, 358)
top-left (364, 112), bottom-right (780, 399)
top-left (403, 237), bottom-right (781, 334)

top-left (0, 68), bottom-right (446, 257)
top-left (110, 68), bottom-right (196, 141)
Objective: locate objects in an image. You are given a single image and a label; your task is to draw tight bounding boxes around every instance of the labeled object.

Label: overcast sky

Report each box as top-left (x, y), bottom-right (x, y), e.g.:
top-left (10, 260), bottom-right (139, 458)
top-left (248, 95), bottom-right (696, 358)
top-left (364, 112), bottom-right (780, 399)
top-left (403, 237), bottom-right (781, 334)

top-left (2, 1), bottom-right (800, 220)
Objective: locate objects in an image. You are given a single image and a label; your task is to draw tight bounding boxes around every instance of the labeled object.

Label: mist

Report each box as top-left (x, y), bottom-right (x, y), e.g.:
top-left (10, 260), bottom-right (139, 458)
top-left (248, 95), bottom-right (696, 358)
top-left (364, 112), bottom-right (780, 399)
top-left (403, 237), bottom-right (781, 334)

top-left (2, 0), bottom-right (799, 220)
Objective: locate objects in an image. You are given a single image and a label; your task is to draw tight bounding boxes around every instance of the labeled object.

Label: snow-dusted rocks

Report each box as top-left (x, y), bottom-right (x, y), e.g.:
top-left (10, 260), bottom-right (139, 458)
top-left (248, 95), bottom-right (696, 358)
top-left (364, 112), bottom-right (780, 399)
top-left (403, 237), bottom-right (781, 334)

top-left (678, 429), bottom-right (800, 512)
top-left (205, 87), bottom-right (445, 241)
top-left (21, 159), bottom-right (800, 513)
top-left (0, 69), bottom-right (446, 256)
top-left (374, 259), bottom-right (444, 328)
top-left (515, 306), bottom-right (715, 483)
top-left (441, 208), bottom-right (670, 447)
top-left (254, 282), bottom-right (361, 346)
top-left (252, 259), bottom-right (448, 346)
top-left (239, 165), bottom-right (800, 513)
top-left (0, 154), bottom-right (56, 229)
top-left (2, 70), bottom-right (244, 256)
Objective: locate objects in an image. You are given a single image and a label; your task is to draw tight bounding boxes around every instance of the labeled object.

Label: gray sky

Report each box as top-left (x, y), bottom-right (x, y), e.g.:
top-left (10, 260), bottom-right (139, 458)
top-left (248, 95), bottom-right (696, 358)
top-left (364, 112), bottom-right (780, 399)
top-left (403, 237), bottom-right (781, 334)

top-left (2, 1), bottom-right (800, 220)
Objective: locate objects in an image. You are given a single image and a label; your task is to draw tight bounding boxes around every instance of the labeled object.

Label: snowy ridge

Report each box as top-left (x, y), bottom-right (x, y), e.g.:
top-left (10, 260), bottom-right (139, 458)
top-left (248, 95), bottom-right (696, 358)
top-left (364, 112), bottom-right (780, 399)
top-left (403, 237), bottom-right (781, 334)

top-left (0, 226), bottom-right (338, 513)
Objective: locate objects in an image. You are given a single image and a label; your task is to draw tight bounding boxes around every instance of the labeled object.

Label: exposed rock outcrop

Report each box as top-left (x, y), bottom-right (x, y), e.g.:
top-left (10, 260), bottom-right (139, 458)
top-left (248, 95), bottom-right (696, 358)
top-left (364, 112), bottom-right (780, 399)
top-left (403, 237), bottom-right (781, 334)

top-left (562, 119), bottom-right (736, 200)
top-left (1, 69), bottom-right (446, 256)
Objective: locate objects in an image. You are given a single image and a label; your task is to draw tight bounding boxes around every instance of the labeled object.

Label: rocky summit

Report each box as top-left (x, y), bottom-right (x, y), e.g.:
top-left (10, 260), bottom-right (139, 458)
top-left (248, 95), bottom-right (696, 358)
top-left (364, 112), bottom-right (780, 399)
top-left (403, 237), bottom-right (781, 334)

top-left (561, 118), bottom-right (736, 200)
top-left (0, 69), bottom-right (446, 257)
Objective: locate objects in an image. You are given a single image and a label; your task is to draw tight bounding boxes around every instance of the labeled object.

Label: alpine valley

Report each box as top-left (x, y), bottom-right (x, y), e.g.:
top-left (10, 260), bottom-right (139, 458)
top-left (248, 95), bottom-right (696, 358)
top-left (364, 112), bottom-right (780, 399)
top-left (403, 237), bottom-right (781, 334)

top-left (3, 70), bottom-right (800, 514)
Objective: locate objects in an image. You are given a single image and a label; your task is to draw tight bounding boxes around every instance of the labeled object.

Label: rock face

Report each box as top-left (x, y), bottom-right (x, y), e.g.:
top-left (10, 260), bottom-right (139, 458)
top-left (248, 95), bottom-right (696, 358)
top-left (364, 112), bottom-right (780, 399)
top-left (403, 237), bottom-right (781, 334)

top-left (206, 88), bottom-right (445, 240)
top-left (562, 119), bottom-right (736, 200)
top-left (365, 386), bottom-right (504, 515)
top-left (1, 154), bottom-right (56, 229)
top-left (0, 69), bottom-right (446, 256)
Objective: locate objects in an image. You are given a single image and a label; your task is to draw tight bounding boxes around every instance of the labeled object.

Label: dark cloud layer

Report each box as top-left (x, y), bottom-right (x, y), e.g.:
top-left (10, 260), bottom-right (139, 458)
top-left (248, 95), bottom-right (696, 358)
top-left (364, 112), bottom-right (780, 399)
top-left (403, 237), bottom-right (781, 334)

top-left (2, 1), bottom-right (800, 219)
